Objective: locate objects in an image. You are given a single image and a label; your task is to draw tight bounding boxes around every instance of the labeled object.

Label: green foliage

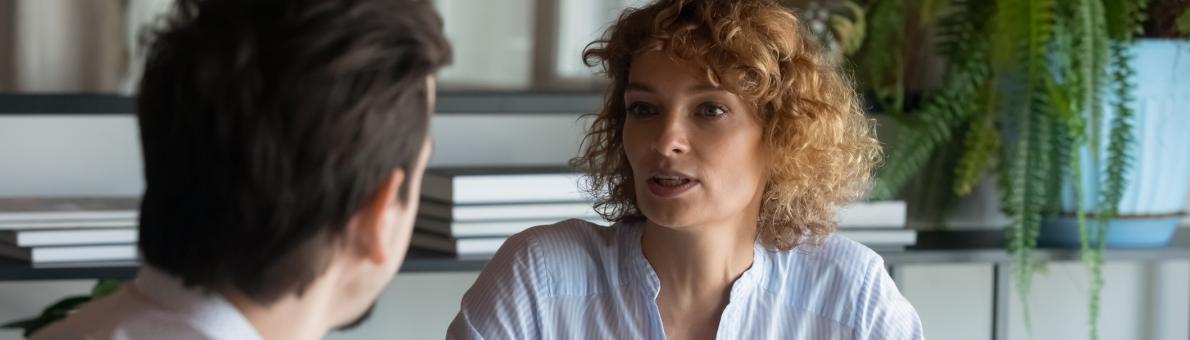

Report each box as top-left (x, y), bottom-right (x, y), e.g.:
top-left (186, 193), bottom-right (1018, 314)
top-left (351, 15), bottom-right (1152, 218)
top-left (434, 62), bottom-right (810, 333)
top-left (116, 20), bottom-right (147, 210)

top-left (830, 2), bottom-right (868, 57)
top-left (919, 0), bottom-right (953, 28)
top-left (857, 0), bottom-right (908, 115)
top-left (952, 99), bottom-right (999, 196)
top-left (1005, 0), bottom-right (1058, 330)
top-left (1, 297), bottom-right (91, 337)
top-left (860, 0), bottom-right (1148, 338)
top-left (870, 0), bottom-right (992, 200)
top-left (1085, 39), bottom-right (1139, 340)
top-left (1104, 0), bottom-right (1149, 39)
top-left (1178, 10), bottom-right (1190, 36)
top-left (91, 279), bottom-right (122, 299)
top-left (1, 279), bottom-right (124, 337)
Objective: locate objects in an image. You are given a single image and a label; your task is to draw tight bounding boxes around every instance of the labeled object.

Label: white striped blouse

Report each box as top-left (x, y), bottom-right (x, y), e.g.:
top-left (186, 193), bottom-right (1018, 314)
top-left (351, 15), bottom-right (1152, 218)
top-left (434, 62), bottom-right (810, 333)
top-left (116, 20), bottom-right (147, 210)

top-left (447, 219), bottom-right (925, 340)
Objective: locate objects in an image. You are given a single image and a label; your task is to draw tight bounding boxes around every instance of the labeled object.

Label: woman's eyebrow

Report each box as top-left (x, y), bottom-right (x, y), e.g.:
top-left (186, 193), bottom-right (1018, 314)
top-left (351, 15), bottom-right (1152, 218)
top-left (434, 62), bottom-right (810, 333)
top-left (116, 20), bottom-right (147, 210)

top-left (686, 84), bottom-right (721, 94)
top-left (626, 82), bottom-right (724, 94)
top-left (626, 82), bottom-right (654, 93)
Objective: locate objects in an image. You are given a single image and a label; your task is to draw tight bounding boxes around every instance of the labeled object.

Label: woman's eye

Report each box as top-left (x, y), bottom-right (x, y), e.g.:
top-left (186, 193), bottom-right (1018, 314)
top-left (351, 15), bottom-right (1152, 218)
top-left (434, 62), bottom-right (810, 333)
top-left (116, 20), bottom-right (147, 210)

top-left (626, 102), bottom-right (658, 117)
top-left (696, 102), bottom-right (728, 118)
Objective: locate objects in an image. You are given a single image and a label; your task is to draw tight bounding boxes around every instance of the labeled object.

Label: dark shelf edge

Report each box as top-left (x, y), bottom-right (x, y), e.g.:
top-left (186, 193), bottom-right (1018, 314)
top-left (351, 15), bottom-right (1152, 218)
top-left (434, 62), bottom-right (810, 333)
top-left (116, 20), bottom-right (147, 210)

top-left (0, 251), bottom-right (490, 281)
top-left (0, 92), bottom-right (604, 115)
top-left (2, 229), bottom-right (1187, 281)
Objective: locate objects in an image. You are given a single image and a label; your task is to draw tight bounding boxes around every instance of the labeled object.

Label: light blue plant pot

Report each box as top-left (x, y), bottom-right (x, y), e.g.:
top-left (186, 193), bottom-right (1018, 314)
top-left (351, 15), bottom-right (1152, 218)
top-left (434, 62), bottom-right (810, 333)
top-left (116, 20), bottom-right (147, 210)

top-left (1043, 39), bottom-right (1190, 248)
top-left (1040, 215), bottom-right (1183, 248)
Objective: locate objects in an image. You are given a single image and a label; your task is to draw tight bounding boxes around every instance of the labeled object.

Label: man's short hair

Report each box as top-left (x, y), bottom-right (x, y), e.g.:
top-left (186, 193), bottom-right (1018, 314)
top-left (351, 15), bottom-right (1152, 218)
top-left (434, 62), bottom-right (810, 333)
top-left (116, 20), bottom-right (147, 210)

top-left (136, 0), bottom-right (451, 305)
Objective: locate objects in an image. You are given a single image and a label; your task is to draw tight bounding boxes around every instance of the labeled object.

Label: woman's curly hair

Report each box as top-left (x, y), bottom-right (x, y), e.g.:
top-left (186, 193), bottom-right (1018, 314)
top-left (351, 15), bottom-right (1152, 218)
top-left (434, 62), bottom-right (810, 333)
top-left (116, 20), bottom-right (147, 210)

top-left (572, 0), bottom-right (882, 251)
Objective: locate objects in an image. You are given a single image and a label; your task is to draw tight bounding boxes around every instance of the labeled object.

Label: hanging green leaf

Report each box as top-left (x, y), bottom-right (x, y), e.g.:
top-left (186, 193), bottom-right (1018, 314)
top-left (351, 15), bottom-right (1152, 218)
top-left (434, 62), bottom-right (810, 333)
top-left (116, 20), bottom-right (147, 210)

top-left (871, 0), bottom-right (992, 200)
top-left (830, 2), bottom-right (867, 57)
top-left (91, 279), bottom-right (123, 299)
top-left (1177, 10), bottom-right (1190, 36)
top-left (919, 0), bottom-right (953, 28)
top-left (952, 86), bottom-right (999, 196)
top-left (857, 0), bottom-right (907, 115)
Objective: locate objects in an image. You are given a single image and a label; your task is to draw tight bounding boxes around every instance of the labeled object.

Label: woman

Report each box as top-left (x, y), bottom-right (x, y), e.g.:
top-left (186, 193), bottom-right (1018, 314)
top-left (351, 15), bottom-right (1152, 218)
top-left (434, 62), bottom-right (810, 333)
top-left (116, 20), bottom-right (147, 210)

top-left (448, 0), bottom-right (923, 339)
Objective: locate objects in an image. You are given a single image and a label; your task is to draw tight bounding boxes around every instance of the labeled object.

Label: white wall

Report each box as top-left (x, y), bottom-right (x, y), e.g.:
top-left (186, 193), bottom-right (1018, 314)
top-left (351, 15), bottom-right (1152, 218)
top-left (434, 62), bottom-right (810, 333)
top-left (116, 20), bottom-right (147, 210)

top-left (1003, 262), bottom-right (1190, 340)
top-left (898, 264), bottom-right (994, 340)
top-left (325, 273), bottom-right (478, 340)
top-left (1, 114), bottom-right (1189, 340)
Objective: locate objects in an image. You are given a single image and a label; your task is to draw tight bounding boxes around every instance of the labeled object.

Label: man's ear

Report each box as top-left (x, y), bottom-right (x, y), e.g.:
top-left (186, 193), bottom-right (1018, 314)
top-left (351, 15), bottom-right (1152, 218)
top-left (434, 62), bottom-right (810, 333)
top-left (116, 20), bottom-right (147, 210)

top-left (349, 169), bottom-right (406, 265)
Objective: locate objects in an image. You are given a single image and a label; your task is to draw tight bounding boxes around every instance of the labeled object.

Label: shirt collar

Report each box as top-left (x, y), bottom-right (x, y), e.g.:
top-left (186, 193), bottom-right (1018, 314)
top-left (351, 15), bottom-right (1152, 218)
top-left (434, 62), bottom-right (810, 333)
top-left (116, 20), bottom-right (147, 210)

top-left (619, 221), bottom-right (768, 301)
top-left (132, 266), bottom-right (264, 340)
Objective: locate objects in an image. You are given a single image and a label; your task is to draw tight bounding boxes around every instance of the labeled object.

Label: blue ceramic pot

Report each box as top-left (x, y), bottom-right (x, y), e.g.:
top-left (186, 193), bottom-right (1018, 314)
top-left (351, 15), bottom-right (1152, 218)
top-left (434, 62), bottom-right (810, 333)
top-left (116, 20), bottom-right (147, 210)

top-left (1043, 39), bottom-right (1190, 248)
top-left (1040, 215), bottom-right (1183, 248)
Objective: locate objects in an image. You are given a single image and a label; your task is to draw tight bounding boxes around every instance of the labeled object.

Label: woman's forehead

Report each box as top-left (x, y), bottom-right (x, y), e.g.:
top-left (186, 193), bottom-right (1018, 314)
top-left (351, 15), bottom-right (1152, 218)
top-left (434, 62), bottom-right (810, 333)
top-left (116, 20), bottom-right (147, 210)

top-left (626, 51), bottom-right (756, 101)
top-left (627, 52), bottom-right (717, 89)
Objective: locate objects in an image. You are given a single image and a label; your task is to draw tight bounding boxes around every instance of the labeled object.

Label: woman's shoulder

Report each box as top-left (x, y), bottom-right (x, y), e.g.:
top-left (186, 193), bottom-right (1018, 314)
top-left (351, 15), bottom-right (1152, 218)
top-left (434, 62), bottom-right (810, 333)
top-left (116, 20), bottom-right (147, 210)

top-left (485, 219), bottom-right (631, 296)
top-left (503, 218), bottom-right (621, 261)
top-left (763, 233), bottom-right (885, 279)
top-left (758, 233), bottom-right (895, 326)
top-left (510, 218), bottom-right (615, 242)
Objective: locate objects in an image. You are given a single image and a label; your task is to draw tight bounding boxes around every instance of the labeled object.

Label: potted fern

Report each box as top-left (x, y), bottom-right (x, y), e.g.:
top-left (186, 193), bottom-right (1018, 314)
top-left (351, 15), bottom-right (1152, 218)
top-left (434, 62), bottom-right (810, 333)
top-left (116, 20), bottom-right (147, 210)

top-left (856, 0), bottom-right (1189, 339)
top-left (1042, 3), bottom-right (1190, 249)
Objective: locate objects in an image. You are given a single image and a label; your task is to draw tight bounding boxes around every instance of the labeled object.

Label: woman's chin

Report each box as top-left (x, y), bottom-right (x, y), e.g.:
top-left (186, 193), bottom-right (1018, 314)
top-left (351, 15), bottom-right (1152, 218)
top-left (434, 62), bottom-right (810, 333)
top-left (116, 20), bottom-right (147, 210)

top-left (640, 206), bottom-right (701, 229)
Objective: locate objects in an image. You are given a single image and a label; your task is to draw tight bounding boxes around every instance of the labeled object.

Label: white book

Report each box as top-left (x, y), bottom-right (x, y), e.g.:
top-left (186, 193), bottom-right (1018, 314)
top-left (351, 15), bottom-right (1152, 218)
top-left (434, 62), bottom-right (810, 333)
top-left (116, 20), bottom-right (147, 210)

top-left (411, 228), bottom-right (916, 258)
top-left (411, 232), bottom-right (505, 256)
top-left (0, 244), bottom-right (138, 263)
top-left (836, 201), bottom-right (906, 229)
top-left (0, 228), bottom-right (137, 247)
top-left (0, 219), bottom-right (136, 231)
top-left (419, 200), bottom-right (599, 222)
top-left (836, 229), bottom-right (917, 247)
top-left (421, 167), bottom-right (586, 204)
top-left (416, 217), bottom-right (607, 238)
top-left (0, 197), bottom-right (138, 222)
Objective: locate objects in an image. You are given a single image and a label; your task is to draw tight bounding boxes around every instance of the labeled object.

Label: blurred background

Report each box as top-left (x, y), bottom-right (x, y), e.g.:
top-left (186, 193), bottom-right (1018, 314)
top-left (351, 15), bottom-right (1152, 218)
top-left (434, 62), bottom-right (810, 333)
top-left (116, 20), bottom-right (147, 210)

top-left (0, 0), bottom-right (1188, 339)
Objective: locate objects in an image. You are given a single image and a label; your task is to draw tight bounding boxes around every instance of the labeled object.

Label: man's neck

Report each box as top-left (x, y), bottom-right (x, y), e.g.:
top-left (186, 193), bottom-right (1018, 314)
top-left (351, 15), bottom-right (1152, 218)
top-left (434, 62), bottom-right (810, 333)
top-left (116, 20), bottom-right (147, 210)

top-left (221, 281), bottom-right (338, 340)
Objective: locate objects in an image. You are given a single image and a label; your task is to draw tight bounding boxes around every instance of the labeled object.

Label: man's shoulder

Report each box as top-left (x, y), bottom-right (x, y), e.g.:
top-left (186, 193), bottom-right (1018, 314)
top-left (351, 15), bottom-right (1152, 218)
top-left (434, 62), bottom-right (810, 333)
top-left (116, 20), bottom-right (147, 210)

top-left (30, 286), bottom-right (205, 340)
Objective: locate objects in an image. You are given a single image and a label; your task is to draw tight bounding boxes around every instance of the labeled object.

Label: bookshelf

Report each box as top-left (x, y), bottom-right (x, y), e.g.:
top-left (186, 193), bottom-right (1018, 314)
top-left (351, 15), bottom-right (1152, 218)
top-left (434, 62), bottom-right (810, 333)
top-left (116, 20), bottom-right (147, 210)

top-left (0, 92), bottom-right (603, 115)
top-left (0, 249), bottom-right (488, 281)
top-left (2, 229), bottom-right (1188, 281)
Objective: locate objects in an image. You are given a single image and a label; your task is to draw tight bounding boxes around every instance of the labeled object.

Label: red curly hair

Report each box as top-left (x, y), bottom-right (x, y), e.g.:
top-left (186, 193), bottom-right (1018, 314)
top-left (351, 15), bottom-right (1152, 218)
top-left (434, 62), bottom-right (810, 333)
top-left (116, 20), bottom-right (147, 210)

top-left (572, 0), bottom-right (882, 251)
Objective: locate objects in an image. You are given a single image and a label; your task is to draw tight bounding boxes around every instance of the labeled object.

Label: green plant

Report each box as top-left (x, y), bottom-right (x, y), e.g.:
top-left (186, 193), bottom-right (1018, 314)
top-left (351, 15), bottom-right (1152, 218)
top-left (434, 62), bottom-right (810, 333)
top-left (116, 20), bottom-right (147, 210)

top-left (1143, 0), bottom-right (1190, 38)
top-left (784, 0), bottom-right (869, 64)
top-left (1180, 11), bottom-right (1190, 35)
top-left (857, 0), bottom-right (1174, 338)
top-left (1, 279), bottom-right (122, 337)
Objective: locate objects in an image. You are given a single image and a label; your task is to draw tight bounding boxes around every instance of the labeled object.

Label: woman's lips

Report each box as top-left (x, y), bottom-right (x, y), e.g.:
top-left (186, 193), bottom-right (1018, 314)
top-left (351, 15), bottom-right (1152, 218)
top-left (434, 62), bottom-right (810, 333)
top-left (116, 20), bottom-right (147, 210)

top-left (647, 176), bottom-right (698, 198)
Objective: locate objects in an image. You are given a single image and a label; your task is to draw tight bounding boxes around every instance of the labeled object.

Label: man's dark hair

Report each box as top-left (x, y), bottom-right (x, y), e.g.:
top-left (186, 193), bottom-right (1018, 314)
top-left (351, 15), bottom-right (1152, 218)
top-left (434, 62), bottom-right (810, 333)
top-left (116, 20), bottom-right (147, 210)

top-left (136, 0), bottom-right (451, 305)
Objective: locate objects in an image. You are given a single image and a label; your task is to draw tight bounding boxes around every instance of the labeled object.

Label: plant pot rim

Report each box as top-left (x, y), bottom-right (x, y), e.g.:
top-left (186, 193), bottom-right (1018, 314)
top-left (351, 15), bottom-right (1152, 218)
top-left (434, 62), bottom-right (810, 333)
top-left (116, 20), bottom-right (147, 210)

top-left (1053, 212), bottom-right (1187, 220)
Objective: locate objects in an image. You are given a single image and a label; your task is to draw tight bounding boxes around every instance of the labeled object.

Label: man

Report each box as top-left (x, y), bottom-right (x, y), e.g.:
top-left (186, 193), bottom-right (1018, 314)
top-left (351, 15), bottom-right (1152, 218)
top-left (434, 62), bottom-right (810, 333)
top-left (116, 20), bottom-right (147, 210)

top-left (33, 0), bottom-right (450, 338)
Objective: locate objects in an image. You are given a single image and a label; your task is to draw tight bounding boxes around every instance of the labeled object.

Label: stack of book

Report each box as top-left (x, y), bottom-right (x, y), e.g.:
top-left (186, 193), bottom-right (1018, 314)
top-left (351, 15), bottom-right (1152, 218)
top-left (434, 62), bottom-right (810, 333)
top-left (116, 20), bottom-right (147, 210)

top-left (411, 167), bottom-right (605, 258)
top-left (834, 200), bottom-right (915, 251)
top-left (0, 197), bottom-right (139, 264)
top-left (410, 166), bottom-right (915, 257)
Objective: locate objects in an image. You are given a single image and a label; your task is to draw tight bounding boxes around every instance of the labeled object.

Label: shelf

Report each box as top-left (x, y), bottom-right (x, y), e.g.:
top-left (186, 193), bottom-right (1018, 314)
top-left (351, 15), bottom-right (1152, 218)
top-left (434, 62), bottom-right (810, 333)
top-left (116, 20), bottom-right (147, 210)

top-left (0, 249), bottom-right (488, 281)
top-left (0, 92), bottom-right (604, 115)
top-left (2, 229), bottom-right (1188, 281)
top-left (887, 228), bottom-right (1190, 264)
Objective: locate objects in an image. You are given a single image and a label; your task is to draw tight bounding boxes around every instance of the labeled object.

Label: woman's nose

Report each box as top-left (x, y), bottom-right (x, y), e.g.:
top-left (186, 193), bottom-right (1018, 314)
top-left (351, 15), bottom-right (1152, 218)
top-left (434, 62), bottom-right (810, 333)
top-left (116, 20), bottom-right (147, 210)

top-left (654, 114), bottom-right (690, 157)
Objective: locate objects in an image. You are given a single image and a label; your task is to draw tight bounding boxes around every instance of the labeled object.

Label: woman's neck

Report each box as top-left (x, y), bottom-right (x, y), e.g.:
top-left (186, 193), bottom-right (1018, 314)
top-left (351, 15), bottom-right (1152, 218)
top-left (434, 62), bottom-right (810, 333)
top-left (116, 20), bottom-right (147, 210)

top-left (640, 216), bottom-right (757, 298)
top-left (640, 215), bottom-right (758, 339)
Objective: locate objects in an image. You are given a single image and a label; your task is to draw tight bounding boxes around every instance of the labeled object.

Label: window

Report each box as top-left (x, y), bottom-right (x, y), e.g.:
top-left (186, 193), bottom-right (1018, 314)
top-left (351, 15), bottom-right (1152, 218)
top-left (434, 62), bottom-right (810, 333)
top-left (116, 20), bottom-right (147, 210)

top-left (435, 0), bottom-right (646, 91)
top-left (435, 0), bottom-right (536, 90)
